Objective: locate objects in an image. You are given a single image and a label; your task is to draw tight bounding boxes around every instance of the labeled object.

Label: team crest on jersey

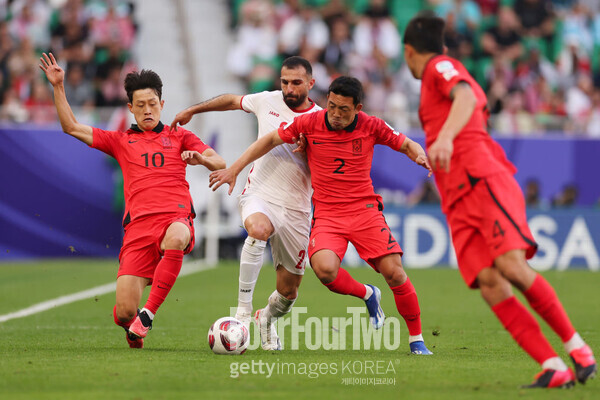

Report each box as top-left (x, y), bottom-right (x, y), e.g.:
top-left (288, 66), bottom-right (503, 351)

top-left (161, 136), bottom-right (172, 149)
top-left (352, 139), bottom-right (362, 154)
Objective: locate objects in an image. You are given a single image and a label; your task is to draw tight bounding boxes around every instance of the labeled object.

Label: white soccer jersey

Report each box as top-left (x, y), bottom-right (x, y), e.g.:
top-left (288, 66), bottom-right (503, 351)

top-left (240, 90), bottom-right (321, 212)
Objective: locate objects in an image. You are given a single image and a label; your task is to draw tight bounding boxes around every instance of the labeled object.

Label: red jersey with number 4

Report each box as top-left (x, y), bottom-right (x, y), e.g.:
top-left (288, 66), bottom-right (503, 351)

top-left (278, 110), bottom-right (406, 212)
top-left (91, 122), bottom-right (210, 226)
top-left (419, 55), bottom-right (516, 212)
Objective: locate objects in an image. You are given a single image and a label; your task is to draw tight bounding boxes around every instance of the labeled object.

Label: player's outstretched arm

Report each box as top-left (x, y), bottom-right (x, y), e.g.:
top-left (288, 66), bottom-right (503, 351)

top-left (170, 94), bottom-right (243, 131)
top-left (209, 129), bottom-right (285, 195)
top-left (181, 149), bottom-right (226, 171)
top-left (38, 53), bottom-right (93, 145)
top-left (428, 82), bottom-right (477, 172)
top-left (400, 138), bottom-right (433, 177)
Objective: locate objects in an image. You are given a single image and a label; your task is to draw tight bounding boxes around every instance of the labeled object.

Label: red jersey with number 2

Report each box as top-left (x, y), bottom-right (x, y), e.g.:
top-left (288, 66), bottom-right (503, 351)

top-left (278, 110), bottom-right (406, 213)
top-left (419, 55), bottom-right (516, 212)
top-left (91, 122), bottom-right (210, 226)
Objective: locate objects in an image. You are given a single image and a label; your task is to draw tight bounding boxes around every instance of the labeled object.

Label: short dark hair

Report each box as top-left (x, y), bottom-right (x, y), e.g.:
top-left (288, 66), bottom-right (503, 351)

top-left (403, 15), bottom-right (445, 55)
top-left (124, 69), bottom-right (163, 102)
top-left (282, 56), bottom-right (312, 76)
top-left (328, 76), bottom-right (363, 106)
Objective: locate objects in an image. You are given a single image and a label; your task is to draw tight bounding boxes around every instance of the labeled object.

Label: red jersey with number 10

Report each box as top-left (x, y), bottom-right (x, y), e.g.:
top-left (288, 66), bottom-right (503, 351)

top-left (419, 55), bottom-right (516, 212)
top-left (91, 122), bottom-right (210, 226)
top-left (278, 110), bottom-right (406, 213)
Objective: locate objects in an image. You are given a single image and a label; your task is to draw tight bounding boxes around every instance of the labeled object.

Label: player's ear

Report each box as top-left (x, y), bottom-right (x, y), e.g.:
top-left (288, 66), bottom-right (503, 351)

top-left (355, 103), bottom-right (363, 113)
top-left (127, 103), bottom-right (133, 113)
top-left (160, 99), bottom-right (165, 109)
top-left (308, 77), bottom-right (315, 90)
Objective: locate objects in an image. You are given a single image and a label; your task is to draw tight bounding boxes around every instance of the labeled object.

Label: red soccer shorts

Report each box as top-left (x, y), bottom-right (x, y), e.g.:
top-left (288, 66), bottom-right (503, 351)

top-left (308, 203), bottom-right (403, 271)
top-left (447, 172), bottom-right (538, 288)
top-left (118, 212), bottom-right (195, 280)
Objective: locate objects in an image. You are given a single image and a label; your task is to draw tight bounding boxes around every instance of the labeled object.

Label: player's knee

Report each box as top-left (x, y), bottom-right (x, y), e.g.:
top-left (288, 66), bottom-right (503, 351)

top-left (246, 224), bottom-right (272, 241)
top-left (312, 264), bottom-right (337, 284)
top-left (382, 265), bottom-right (407, 287)
top-left (162, 233), bottom-right (188, 250)
top-left (115, 304), bottom-right (137, 324)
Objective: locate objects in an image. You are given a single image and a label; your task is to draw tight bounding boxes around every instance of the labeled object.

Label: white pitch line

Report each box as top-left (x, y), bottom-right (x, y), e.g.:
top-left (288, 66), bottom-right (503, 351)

top-left (0, 261), bottom-right (216, 324)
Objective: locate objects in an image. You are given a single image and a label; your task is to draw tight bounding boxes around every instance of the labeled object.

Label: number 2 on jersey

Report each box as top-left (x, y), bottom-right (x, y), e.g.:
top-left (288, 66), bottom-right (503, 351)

top-left (333, 158), bottom-right (345, 174)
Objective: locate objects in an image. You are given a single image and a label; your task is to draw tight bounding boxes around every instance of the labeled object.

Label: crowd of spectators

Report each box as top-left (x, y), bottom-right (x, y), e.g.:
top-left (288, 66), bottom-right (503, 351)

top-left (0, 0), bottom-right (137, 124)
top-left (225, 0), bottom-right (600, 136)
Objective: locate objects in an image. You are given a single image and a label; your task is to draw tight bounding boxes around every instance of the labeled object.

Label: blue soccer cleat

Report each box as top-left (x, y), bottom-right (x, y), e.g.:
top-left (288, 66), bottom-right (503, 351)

top-left (364, 284), bottom-right (385, 329)
top-left (410, 340), bottom-right (433, 355)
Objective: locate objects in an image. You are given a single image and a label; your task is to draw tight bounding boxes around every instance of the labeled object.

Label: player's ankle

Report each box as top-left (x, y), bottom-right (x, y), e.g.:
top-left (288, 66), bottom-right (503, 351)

top-left (542, 357), bottom-right (569, 372)
top-left (363, 284), bottom-right (373, 300)
top-left (409, 334), bottom-right (424, 344)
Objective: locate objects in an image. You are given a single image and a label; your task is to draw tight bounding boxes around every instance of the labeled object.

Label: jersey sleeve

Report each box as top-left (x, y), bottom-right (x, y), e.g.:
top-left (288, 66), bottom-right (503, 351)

top-left (181, 129), bottom-right (211, 153)
top-left (374, 118), bottom-right (406, 151)
top-left (90, 127), bottom-right (119, 158)
top-left (240, 91), bottom-right (269, 114)
top-left (278, 113), bottom-right (310, 144)
top-left (429, 58), bottom-right (469, 99)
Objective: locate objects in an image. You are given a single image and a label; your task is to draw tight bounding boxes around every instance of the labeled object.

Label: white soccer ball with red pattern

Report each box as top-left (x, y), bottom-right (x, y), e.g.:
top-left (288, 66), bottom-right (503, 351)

top-left (208, 317), bottom-right (249, 355)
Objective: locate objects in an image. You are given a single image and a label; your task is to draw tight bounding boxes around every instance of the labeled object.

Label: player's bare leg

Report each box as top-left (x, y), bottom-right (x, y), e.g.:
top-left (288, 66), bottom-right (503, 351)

top-left (255, 267), bottom-right (301, 350)
top-left (115, 275), bottom-right (150, 348)
top-left (311, 250), bottom-right (385, 331)
top-left (129, 222), bottom-right (189, 339)
top-left (478, 266), bottom-right (575, 388)
top-left (375, 254), bottom-right (431, 354)
top-left (236, 212), bottom-right (274, 328)
top-left (494, 249), bottom-right (596, 384)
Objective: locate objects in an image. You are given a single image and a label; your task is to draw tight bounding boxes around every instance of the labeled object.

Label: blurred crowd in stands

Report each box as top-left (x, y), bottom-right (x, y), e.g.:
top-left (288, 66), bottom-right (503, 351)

top-left (225, 0), bottom-right (600, 136)
top-left (0, 0), bottom-right (137, 124)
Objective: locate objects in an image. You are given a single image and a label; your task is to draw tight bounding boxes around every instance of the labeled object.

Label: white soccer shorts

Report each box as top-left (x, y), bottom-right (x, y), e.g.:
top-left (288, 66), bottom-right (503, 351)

top-left (238, 194), bottom-right (310, 275)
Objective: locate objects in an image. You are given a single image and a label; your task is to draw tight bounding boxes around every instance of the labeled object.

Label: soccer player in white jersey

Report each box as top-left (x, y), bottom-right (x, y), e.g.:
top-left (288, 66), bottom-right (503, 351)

top-left (171, 57), bottom-right (321, 350)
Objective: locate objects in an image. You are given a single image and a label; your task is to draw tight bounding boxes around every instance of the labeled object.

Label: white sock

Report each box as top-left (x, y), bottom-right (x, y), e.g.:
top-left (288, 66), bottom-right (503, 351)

top-left (564, 332), bottom-right (586, 353)
top-left (409, 334), bottom-right (424, 344)
top-left (541, 357), bottom-right (568, 372)
top-left (237, 236), bottom-right (267, 310)
top-left (264, 290), bottom-right (296, 321)
top-left (141, 308), bottom-right (154, 320)
top-left (363, 284), bottom-right (373, 300)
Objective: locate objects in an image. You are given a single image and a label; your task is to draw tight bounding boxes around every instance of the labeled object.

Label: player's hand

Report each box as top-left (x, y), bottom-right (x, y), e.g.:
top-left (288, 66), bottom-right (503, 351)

top-left (415, 154), bottom-right (433, 177)
top-left (170, 109), bottom-right (193, 131)
top-left (181, 150), bottom-right (205, 165)
top-left (428, 137), bottom-right (453, 173)
top-left (209, 168), bottom-right (237, 195)
top-left (38, 53), bottom-right (64, 86)
top-left (292, 133), bottom-right (307, 153)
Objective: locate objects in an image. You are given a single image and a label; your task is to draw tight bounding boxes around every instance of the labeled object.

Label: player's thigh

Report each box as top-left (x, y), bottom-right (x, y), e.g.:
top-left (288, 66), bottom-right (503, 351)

top-left (115, 275), bottom-right (151, 315)
top-left (238, 195), bottom-right (275, 240)
top-left (349, 211), bottom-right (402, 271)
top-left (160, 220), bottom-right (191, 251)
top-left (476, 267), bottom-right (513, 307)
top-left (478, 174), bottom-right (537, 260)
top-left (308, 216), bottom-right (348, 276)
top-left (119, 225), bottom-right (161, 280)
top-left (270, 208), bottom-right (310, 276)
top-left (310, 248), bottom-right (342, 282)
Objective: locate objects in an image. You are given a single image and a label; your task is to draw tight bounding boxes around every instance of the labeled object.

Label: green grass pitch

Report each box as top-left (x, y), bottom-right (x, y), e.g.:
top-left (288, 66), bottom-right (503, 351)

top-left (0, 259), bottom-right (598, 400)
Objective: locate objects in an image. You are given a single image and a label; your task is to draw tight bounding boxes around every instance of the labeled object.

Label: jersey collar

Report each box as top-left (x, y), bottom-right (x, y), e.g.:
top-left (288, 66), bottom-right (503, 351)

top-left (129, 121), bottom-right (164, 133)
top-left (324, 111), bottom-right (359, 132)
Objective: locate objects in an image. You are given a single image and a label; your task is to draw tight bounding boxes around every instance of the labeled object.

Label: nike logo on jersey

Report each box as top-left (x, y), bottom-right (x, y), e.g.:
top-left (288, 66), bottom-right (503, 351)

top-left (312, 140), bottom-right (325, 144)
top-left (128, 140), bottom-right (138, 143)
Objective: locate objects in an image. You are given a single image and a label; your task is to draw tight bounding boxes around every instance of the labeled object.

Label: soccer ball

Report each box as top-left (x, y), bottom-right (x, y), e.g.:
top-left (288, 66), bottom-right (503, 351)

top-left (208, 316), bottom-right (249, 355)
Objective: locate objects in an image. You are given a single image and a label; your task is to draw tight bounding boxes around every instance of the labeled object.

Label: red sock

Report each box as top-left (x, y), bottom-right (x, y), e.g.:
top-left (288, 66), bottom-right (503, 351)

top-left (492, 296), bottom-right (557, 364)
top-left (113, 304), bottom-right (134, 329)
top-left (144, 249), bottom-right (184, 314)
top-left (324, 268), bottom-right (367, 298)
top-left (391, 278), bottom-right (422, 336)
top-left (524, 274), bottom-right (576, 342)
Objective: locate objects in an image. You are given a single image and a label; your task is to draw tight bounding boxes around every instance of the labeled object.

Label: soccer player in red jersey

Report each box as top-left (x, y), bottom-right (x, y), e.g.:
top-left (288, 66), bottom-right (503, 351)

top-left (403, 15), bottom-right (596, 387)
top-left (209, 76), bottom-right (434, 355)
top-left (39, 53), bottom-right (225, 348)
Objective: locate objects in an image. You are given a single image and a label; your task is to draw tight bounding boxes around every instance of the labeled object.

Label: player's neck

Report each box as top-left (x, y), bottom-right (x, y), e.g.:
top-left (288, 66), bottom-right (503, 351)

top-left (291, 99), bottom-right (313, 112)
top-left (416, 53), bottom-right (438, 79)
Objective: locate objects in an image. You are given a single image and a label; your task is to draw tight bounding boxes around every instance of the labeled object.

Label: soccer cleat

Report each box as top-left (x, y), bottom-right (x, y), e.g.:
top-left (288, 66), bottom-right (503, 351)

top-left (410, 341), bottom-right (433, 355)
top-left (364, 284), bottom-right (385, 330)
top-left (522, 368), bottom-right (576, 389)
top-left (128, 310), bottom-right (153, 339)
top-left (125, 329), bottom-right (144, 349)
top-left (254, 309), bottom-right (281, 351)
top-left (570, 344), bottom-right (597, 384)
top-left (235, 309), bottom-right (252, 332)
